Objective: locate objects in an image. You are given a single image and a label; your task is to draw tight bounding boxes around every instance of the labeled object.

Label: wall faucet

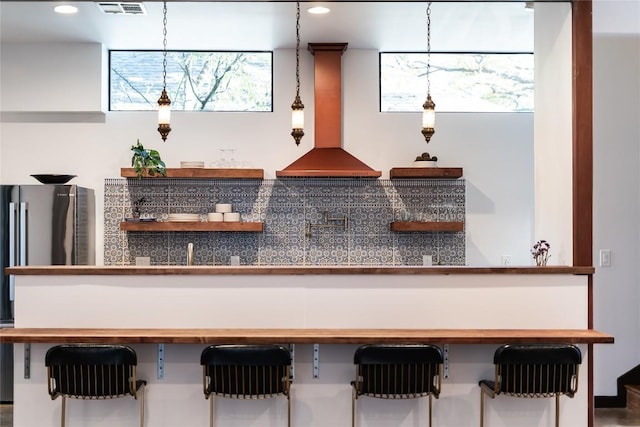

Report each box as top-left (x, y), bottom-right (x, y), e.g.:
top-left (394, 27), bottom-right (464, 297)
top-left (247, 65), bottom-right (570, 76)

top-left (187, 242), bottom-right (194, 266)
top-left (306, 211), bottom-right (348, 238)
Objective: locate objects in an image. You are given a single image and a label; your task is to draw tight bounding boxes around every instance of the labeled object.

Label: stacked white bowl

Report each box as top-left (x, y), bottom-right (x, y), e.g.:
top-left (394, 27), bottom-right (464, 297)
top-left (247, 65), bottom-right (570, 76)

top-left (210, 203), bottom-right (240, 222)
top-left (207, 212), bottom-right (223, 222)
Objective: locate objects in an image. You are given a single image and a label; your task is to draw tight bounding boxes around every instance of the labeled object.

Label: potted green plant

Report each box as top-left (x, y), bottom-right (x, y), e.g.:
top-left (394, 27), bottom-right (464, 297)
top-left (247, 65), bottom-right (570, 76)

top-left (130, 139), bottom-right (167, 179)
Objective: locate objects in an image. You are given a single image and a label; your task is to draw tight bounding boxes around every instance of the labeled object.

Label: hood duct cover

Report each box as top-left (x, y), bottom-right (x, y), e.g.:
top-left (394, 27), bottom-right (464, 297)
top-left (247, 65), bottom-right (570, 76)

top-left (277, 43), bottom-right (381, 178)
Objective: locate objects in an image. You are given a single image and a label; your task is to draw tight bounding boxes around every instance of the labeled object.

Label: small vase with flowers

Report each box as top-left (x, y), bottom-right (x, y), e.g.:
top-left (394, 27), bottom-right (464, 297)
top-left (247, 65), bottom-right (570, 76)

top-left (531, 240), bottom-right (550, 266)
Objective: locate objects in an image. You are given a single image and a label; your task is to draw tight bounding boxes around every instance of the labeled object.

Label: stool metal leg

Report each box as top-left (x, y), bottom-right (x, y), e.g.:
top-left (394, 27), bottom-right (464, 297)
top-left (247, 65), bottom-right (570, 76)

top-left (209, 396), bottom-right (215, 427)
top-left (480, 390), bottom-right (485, 427)
top-left (428, 394), bottom-right (433, 427)
top-left (555, 395), bottom-right (560, 427)
top-left (60, 396), bottom-right (66, 427)
top-left (287, 394), bottom-right (291, 427)
top-left (139, 385), bottom-right (145, 427)
top-left (352, 387), bottom-right (357, 427)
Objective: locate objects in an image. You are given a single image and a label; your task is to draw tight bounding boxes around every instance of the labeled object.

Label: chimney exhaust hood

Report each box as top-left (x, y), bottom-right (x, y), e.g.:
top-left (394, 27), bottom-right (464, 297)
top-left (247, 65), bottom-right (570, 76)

top-left (276, 43), bottom-right (381, 178)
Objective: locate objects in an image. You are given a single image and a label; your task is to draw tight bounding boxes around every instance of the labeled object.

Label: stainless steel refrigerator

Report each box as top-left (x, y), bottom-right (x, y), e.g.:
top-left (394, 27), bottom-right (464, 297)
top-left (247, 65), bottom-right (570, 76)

top-left (0, 184), bottom-right (95, 402)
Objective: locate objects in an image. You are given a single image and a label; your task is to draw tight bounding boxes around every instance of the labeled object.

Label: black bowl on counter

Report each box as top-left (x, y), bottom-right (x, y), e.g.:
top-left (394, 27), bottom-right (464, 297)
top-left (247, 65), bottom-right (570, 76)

top-left (30, 174), bottom-right (77, 184)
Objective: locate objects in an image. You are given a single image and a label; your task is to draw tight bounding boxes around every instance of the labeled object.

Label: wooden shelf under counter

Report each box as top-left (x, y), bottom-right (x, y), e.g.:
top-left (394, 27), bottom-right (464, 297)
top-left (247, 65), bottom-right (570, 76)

top-left (390, 221), bottom-right (464, 232)
top-left (389, 167), bottom-right (463, 179)
top-left (120, 167), bottom-right (264, 179)
top-left (120, 221), bottom-right (264, 232)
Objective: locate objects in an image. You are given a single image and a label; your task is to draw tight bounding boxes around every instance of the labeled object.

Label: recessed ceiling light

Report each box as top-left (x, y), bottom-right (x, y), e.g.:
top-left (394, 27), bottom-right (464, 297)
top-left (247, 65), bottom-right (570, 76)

top-left (308, 6), bottom-right (330, 15)
top-left (54, 4), bottom-right (79, 14)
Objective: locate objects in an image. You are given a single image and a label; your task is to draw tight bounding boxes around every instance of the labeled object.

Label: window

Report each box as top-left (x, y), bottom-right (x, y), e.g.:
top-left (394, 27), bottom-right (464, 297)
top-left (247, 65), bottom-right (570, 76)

top-left (110, 50), bottom-right (273, 112)
top-left (380, 52), bottom-right (534, 113)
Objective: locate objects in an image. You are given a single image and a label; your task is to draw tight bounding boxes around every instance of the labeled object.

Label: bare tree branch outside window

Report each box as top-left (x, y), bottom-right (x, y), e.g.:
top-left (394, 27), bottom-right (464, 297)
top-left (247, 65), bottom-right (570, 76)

top-left (380, 52), bottom-right (533, 113)
top-left (109, 51), bottom-right (272, 112)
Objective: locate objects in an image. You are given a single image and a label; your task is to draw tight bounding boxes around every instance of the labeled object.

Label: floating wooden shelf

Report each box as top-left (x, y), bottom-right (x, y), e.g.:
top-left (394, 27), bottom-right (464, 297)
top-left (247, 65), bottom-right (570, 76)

top-left (389, 167), bottom-right (463, 179)
top-left (120, 168), bottom-right (264, 179)
top-left (120, 221), bottom-right (264, 232)
top-left (390, 221), bottom-right (464, 232)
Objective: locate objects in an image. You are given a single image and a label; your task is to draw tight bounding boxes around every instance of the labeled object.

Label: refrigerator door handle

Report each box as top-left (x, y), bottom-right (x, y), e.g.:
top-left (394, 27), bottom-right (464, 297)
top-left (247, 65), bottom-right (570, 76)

top-left (8, 202), bottom-right (16, 301)
top-left (19, 202), bottom-right (27, 266)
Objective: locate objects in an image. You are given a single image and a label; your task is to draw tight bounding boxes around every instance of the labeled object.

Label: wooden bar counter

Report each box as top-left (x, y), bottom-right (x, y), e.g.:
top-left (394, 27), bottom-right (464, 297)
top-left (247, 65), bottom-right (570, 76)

top-left (4, 265), bottom-right (609, 427)
top-left (0, 327), bottom-right (613, 345)
top-left (6, 264), bottom-right (594, 275)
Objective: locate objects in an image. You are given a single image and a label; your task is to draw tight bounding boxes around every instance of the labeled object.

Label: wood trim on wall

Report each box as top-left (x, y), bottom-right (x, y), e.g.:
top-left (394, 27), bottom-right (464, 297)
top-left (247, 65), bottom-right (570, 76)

top-left (573, 0), bottom-right (594, 268)
top-left (572, 1), bottom-right (593, 426)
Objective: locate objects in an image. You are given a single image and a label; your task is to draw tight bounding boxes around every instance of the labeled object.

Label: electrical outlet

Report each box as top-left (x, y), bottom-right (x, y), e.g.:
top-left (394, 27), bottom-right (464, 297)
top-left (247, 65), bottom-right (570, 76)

top-left (135, 257), bottom-right (151, 266)
top-left (501, 255), bottom-right (512, 266)
top-left (599, 250), bottom-right (611, 267)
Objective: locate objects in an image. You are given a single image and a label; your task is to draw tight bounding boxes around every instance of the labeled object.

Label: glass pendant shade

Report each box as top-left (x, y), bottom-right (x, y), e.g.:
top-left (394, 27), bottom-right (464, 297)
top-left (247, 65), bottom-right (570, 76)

top-left (291, 95), bottom-right (305, 146)
top-left (158, 100), bottom-right (171, 125)
top-left (422, 94), bottom-right (436, 143)
top-left (157, 89), bottom-right (171, 141)
top-left (291, 102), bottom-right (304, 130)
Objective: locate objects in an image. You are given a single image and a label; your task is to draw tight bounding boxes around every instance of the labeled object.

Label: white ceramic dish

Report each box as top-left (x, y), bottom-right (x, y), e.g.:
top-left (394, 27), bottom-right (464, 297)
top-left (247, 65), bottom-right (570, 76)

top-left (215, 203), bottom-right (232, 213)
top-left (180, 161), bottom-right (205, 168)
top-left (207, 212), bottom-right (224, 222)
top-left (412, 161), bottom-right (438, 168)
top-left (223, 212), bottom-right (240, 222)
top-left (168, 213), bottom-right (200, 222)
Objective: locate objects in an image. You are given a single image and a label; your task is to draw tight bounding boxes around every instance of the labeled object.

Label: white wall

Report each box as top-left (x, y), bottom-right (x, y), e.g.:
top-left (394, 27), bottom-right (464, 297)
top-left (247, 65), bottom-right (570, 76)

top-left (592, 0), bottom-right (640, 396)
top-left (0, 44), bottom-right (535, 267)
top-left (0, 43), bottom-right (104, 112)
top-left (534, 2), bottom-right (573, 266)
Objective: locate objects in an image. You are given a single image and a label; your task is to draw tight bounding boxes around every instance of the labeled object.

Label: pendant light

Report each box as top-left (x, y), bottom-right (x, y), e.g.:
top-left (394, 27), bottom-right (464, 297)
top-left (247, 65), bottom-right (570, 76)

top-left (291, 0), bottom-right (304, 146)
top-left (157, 0), bottom-right (171, 141)
top-left (421, 2), bottom-right (436, 143)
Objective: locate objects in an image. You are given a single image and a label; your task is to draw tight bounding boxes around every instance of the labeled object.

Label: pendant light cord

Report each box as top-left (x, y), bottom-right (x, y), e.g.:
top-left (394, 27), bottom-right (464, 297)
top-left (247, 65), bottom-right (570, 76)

top-left (162, 1), bottom-right (168, 91)
top-left (295, 1), bottom-right (301, 98)
top-left (426, 1), bottom-right (432, 97)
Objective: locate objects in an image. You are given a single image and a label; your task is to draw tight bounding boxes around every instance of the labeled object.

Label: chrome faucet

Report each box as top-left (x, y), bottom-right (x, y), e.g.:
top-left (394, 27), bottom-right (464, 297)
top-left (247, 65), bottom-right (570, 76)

top-left (187, 242), bottom-right (194, 266)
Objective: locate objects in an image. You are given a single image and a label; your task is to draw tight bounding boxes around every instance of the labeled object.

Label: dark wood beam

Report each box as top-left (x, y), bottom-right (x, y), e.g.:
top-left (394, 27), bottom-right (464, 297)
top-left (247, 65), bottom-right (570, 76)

top-left (572, 3), bottom-right (593, 427)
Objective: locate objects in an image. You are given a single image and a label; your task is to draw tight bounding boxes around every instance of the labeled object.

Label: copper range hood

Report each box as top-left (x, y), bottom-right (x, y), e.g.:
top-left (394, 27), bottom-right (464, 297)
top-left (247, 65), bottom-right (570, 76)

top-left (276, 43), bottom-right (381, 178)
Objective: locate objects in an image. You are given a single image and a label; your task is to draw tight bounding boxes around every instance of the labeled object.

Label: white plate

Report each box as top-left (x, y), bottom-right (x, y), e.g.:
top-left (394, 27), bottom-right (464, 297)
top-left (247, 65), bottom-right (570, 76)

top-left (168, 214), bottom-right (199, 220)
top-left (180, 161), bottom-right (205, 168)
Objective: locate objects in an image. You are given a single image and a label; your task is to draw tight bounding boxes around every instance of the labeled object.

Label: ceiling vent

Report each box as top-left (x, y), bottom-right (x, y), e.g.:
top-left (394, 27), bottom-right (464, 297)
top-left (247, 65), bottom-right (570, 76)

top-left (97, 2), bottom-right (146, 15)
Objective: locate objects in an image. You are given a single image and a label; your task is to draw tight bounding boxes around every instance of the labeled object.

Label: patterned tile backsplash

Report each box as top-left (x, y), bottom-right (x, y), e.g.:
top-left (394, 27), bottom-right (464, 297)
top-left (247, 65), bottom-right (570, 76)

top-left (104, 178), bottom-right (465, 266)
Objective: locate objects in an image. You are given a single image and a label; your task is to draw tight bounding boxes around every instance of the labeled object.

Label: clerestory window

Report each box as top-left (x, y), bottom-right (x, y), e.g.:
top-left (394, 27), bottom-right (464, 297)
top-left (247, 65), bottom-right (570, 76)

top-left (109, 50), bottom-right (273, 112)
top-left (380, 52), bottom-right (534, 113)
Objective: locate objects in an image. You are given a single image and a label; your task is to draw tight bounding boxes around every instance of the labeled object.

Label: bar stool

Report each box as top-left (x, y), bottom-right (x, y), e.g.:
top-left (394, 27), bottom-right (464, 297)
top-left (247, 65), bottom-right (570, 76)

top-left (478, 344), bottom-right (582, 427)
top-left (200, 344), bottom-right (292, 427)
top-left (351, 344), bottom-right (444, 427)
top-left (45, 344), bottom-right (146, 427)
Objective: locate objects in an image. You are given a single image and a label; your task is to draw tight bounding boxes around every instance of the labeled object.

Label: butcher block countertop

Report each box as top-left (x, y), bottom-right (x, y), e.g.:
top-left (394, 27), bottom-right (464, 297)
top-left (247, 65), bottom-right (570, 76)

top-left (5, 265), bottom-right (594, 275)
top-left (0, 327), bottom-right (613, 344)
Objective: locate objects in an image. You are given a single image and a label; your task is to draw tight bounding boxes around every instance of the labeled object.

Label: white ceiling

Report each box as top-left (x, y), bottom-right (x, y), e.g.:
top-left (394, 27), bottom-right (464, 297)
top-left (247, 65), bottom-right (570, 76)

top-left (0, 1), bottom-right (536, 51)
